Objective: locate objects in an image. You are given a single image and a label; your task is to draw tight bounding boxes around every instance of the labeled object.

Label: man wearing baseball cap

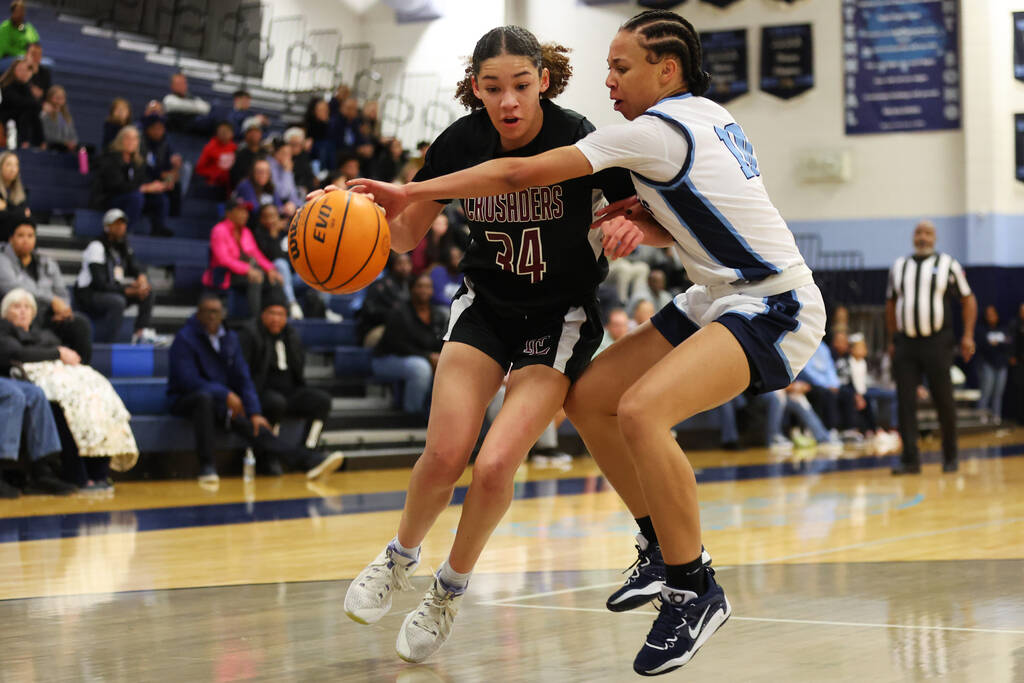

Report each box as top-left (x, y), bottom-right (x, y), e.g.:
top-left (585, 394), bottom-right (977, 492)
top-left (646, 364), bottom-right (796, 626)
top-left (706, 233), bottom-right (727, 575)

top-left (74, 208), bottom-right (162, 344)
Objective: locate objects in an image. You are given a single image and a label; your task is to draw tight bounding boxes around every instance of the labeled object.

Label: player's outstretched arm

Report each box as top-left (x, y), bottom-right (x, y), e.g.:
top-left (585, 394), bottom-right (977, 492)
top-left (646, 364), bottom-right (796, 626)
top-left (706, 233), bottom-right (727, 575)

top-left (306, 185), bottom-right (443, 253)
top-left (348, 146), bottom-right (594, 206)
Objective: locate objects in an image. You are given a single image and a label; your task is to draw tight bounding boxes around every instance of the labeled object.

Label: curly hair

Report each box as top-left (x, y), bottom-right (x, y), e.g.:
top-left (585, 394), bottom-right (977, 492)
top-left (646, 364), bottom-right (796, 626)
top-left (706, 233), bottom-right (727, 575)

top-left (621, 10), bottom-right (711, 97)
top-left (454, 26), bottom-right (573, 110)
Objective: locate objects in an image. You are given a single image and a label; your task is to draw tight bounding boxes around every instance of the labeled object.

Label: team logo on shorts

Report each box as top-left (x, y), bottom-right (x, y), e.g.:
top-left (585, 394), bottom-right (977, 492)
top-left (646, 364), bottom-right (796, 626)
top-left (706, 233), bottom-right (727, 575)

top-left (522, 335), bottom-right (552, 356)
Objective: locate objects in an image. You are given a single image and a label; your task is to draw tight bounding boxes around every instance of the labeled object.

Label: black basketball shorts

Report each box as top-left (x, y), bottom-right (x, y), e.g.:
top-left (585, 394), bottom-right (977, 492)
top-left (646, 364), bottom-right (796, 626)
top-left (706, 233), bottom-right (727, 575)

top-left (444, 278), bottom-right (603, 382)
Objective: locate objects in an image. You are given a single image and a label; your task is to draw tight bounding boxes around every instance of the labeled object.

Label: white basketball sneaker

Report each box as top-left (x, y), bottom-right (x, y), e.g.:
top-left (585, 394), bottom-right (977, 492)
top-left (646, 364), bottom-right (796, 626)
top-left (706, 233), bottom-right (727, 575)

top-left (395, 574), bottom-right (464, 663)
top-left (344, 542), bottom-right (418, 625)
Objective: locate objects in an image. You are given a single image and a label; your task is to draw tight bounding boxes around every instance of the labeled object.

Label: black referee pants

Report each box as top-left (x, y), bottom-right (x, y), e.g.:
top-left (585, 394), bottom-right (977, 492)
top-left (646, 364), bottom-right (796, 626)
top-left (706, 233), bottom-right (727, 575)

top-left (893, 330), bottom-right (958, 466)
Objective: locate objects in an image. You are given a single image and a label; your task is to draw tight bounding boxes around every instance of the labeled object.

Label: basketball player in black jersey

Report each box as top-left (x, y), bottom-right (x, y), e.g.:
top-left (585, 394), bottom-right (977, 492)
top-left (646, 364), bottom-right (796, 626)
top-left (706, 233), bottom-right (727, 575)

top-left (325, 26), bottom-right (634, 663)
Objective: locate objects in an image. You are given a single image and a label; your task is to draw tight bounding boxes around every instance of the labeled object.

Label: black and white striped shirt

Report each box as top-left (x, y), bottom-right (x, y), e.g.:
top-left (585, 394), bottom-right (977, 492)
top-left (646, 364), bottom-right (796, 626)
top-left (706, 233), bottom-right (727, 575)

top-left (887, 253), bottom-right (971, 338)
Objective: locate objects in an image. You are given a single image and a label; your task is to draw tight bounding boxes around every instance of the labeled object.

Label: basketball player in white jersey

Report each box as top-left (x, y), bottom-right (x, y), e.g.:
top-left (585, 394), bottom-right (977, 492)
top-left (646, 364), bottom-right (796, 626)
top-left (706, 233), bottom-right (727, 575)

top-left (348, 9), bottom-right (826, 675)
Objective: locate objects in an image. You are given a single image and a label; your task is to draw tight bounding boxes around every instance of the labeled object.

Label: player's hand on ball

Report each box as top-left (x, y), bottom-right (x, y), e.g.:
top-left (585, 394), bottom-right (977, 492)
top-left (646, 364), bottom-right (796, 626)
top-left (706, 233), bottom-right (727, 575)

top-left (600, 216), bottom-right (644, 260)
top-left (346, 178), bottom-right (407, 218)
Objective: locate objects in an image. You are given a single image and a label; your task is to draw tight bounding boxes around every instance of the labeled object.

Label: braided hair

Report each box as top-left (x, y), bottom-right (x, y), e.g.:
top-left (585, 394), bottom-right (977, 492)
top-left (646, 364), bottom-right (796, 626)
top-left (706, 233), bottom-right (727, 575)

top-left (454, 26), bottom-right (572, 110)
top-left (621, 10), bottom-right (711, 97)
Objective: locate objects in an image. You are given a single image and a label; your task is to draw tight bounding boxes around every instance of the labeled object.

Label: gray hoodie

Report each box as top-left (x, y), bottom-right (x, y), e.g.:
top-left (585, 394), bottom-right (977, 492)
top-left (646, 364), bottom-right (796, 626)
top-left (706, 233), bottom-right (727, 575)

top-left (0, 242), bottom-right (68, 310)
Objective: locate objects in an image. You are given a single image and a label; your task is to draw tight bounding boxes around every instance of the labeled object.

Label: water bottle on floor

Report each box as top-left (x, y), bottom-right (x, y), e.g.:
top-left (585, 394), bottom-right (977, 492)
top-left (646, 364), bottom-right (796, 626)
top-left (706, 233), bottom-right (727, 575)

top-left (243, 448), bottom-right (256, 482)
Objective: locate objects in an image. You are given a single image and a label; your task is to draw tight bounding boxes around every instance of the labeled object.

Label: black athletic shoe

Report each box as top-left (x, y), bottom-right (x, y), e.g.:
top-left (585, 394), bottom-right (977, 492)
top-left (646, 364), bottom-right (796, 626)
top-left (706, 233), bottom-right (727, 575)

top-left (606, 535), bottom-right (712, 613)
top-left (633, 571), bottom-right (731, 676)
top-left (24, 474), bottom-right (77, 496)
top-left (0, 476), bottom-right (20, 499)
top-left (942, 459), bottom-right (959, 473)
top-left (891, 462), bottom-right (921, 475)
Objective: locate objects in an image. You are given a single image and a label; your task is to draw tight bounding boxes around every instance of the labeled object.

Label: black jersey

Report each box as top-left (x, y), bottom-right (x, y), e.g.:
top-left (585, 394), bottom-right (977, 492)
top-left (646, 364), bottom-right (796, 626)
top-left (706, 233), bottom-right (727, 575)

top-left (414, 100), bottom-right (633, 315)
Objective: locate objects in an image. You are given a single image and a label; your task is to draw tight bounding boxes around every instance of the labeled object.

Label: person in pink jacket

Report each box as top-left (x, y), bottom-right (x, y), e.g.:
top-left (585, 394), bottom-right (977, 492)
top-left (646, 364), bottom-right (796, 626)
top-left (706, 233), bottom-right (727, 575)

top-left (202, 197), bottom-right (283, 318)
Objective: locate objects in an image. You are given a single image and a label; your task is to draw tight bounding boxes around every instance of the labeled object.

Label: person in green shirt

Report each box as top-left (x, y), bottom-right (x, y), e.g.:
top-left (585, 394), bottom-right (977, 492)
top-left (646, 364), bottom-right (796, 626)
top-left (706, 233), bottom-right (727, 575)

top-left (0, 2), bottom-right (39, 59)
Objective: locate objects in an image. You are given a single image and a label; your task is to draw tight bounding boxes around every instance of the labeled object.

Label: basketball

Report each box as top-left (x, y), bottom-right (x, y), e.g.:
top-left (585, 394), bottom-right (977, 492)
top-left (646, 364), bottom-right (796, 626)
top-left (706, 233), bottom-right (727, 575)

top-left (288, 190), bottom-right (391, 294)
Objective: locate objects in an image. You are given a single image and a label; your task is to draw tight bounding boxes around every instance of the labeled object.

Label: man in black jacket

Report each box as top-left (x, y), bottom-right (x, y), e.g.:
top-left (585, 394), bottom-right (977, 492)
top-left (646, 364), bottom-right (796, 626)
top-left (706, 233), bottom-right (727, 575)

top-left (74, 209), bottom-right (158, 344)
top-left (356, 252), bottom-right (412, 347)
top-left (238, 290), bottom-right (332, 453)
top-left (140, 114), bottom-right (183, 217)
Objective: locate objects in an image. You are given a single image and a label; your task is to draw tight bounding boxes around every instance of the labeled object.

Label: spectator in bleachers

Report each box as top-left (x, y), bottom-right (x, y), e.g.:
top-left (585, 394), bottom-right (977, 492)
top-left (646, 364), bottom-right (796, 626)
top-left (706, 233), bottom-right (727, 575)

top-left (327, 155), bottom-right (361, 190)
top-left (163, 72), bottom-right (212, 134)
top-left (410, 212), bottom-right (452, 275)
top-left (252, 203), bottom-right (302, 320)
top-left (605, 253), bottom-right (649, 305)
top-left (102, 97), bottom-right (132, 150)
top-left (0, 287), bottom-right (139, 490)
top-left (0, 220), bottom-right (91, 362)
top-left (24, 41), bottom-right (46, 97)
top-left (429, 245), bottom-right (463, 307)
top-left (978, 304), bottom-right (1011, 425)
top-left (765, 382), bottom-right (843, 456)
top-left (167, 292), bottom-right (343, 484)
top-left (73, 208), bottom-right (158, 345)
top-left (203, 197), bottom-right (283, 318)
top-left (798, 340), bottom-right (842, 436)
top-left (0, 58), bottom-right (40, 146)
top-left (0, 150), bottom-right (29, 240)
top-left (371, 137), bottom-right (406, 183)
top-left (230, 117), bottom-right (265, 189)
top-left (1012, 302), bottom-right (1024, 424)
top-left (39, 85), bottom-right (78, 153)
top-left (304, 97), bottom-right (335, 178)
top-left (284, 126), bottom-right (316, 195)
top-left (361, 99), bottom-right (380, 141)
top-left (628, 268), bottom-right (673, 314)
top-left (356, 251), bottom-right (412, 347)
top-left (0, 373), bottom-right (74, 497)
top-left (331, 96), bottom-right (366, 159)
top-left (268, 140), bottom-right (301, 218)
top-left (195, 120), bottom-right (236, 198)
top-left (596, 307), bottom-right (630, 356)
top-left (631, 299), bottom-right (655, 327)
top-left (234, 158), bottom-right (280, 212)
top-left (238, 290), bottom-right (333, 456)
top-left (91, 126), bottom-right (172, 237)
top-left (139, 113), bottom-right (182, 215)
top-left (0, 2), bottom-right (38, 59)
top-left (228, 89), bottom-right (267, 139)
top-left (372, 273), bottom-right (447, 419)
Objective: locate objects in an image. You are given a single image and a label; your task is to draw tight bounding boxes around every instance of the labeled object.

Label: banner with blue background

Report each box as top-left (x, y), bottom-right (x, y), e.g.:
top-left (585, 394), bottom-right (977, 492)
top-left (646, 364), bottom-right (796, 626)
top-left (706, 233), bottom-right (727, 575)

top-left (843, 0), bottom-right (960, 135)
top-left (700, 29), bottom-right (749, 104)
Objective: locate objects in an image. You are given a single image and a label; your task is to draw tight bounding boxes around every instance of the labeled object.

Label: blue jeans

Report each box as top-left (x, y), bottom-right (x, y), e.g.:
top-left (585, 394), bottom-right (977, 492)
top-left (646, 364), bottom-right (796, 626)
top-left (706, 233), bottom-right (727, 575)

top-left (764, 391), bottom-right (830, 443)
top-left (274, 258), bottom-right (298, 305)
top-left (718, 395), bottom-right (745, 444)
top-left (978, 363), bottom-right (1008, 415)
top-left (371, 355), bottom-right (434, 415)
top-left (0, 378), bottom-right (61, 462)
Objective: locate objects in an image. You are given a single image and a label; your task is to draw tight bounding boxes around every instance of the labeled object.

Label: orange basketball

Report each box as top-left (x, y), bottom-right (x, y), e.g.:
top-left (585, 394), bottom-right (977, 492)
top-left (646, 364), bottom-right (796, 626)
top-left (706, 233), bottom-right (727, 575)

top-left (288, 190), bottom-right (391, 294)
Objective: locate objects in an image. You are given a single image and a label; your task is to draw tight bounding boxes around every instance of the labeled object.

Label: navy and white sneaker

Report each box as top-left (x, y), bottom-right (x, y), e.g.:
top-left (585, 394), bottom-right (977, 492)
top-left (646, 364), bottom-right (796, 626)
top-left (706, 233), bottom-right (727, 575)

top-left (606, 534), bottom-right (712, 613)
top-left (633, 571), bottom-right (731, 676)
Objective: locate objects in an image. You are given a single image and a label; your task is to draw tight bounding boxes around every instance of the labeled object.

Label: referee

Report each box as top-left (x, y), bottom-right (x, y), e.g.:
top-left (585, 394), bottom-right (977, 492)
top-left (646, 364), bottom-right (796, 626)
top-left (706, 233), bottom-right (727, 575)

top-left (886, 220), bottom-right (977, 474)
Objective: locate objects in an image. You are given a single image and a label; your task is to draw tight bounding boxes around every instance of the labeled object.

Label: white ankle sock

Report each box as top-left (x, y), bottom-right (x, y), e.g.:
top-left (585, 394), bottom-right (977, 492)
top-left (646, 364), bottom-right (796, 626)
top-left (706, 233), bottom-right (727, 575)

top-left (438, 560), bottom-right (471, 592)
top-left (390, 537), bottom-right (420, 564)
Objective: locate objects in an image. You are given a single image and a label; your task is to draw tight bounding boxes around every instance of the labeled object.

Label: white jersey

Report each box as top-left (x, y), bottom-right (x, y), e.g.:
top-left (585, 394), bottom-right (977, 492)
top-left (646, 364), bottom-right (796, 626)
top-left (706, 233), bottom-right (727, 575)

top-left (575, 94), bottom-right (805, 288)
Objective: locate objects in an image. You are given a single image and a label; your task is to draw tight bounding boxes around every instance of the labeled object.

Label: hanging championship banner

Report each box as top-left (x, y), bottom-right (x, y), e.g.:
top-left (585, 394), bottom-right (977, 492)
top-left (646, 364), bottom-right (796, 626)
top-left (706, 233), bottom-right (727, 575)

top-left (699, 29), bottom-right (748, 103)
top-left (760, 24), bottom-right (813, 100)
top-left (700, 0), bottom-right (742, 7)
top-left (1015, 12), bottom-right (1024, 82)
top-left (843, 0), bottom-right (960, 135)
top-left (1016, 114), bottom-right (1024, 183)
top-left (637, 0), bottom-right (688, 8)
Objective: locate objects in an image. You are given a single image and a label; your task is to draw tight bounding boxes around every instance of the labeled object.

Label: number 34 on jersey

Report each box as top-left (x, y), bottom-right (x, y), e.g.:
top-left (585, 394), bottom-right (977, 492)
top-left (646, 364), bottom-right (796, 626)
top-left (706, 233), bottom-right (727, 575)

top-left (484, 227), bottom-right (548, 283)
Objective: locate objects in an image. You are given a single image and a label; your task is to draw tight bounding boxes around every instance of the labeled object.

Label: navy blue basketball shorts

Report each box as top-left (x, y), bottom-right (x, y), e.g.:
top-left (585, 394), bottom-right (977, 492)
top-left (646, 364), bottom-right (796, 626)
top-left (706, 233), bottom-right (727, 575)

top-left (650, 282), bottom-right (826, 394)
top-left (444, 279), bottom-right (603, 382)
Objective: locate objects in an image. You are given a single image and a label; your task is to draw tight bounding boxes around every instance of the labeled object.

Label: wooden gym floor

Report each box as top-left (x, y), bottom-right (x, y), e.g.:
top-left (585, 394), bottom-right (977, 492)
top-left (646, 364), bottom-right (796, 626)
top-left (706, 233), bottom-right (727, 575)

top-left (1, 428), bottom-right (1023, 681)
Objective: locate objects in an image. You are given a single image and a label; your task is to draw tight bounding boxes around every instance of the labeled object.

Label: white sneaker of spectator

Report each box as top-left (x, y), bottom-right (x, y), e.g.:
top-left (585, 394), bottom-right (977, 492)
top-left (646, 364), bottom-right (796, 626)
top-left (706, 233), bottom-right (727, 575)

top-left (132, 328), bottom-right (172, 347)
top-left (325, 310), bottom-right (343, 323)
top-left (289, 301), bottom-right (304, 320)
top-left (769, 434), bottom-right (794, 455)
top-left (817, 436), bottom-right (844, 458)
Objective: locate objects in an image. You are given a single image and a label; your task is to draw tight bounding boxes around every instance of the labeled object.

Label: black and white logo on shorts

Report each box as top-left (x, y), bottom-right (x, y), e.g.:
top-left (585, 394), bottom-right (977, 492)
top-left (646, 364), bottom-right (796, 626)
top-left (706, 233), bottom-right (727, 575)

top-left (522, 335), bottom-right (552, 356)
